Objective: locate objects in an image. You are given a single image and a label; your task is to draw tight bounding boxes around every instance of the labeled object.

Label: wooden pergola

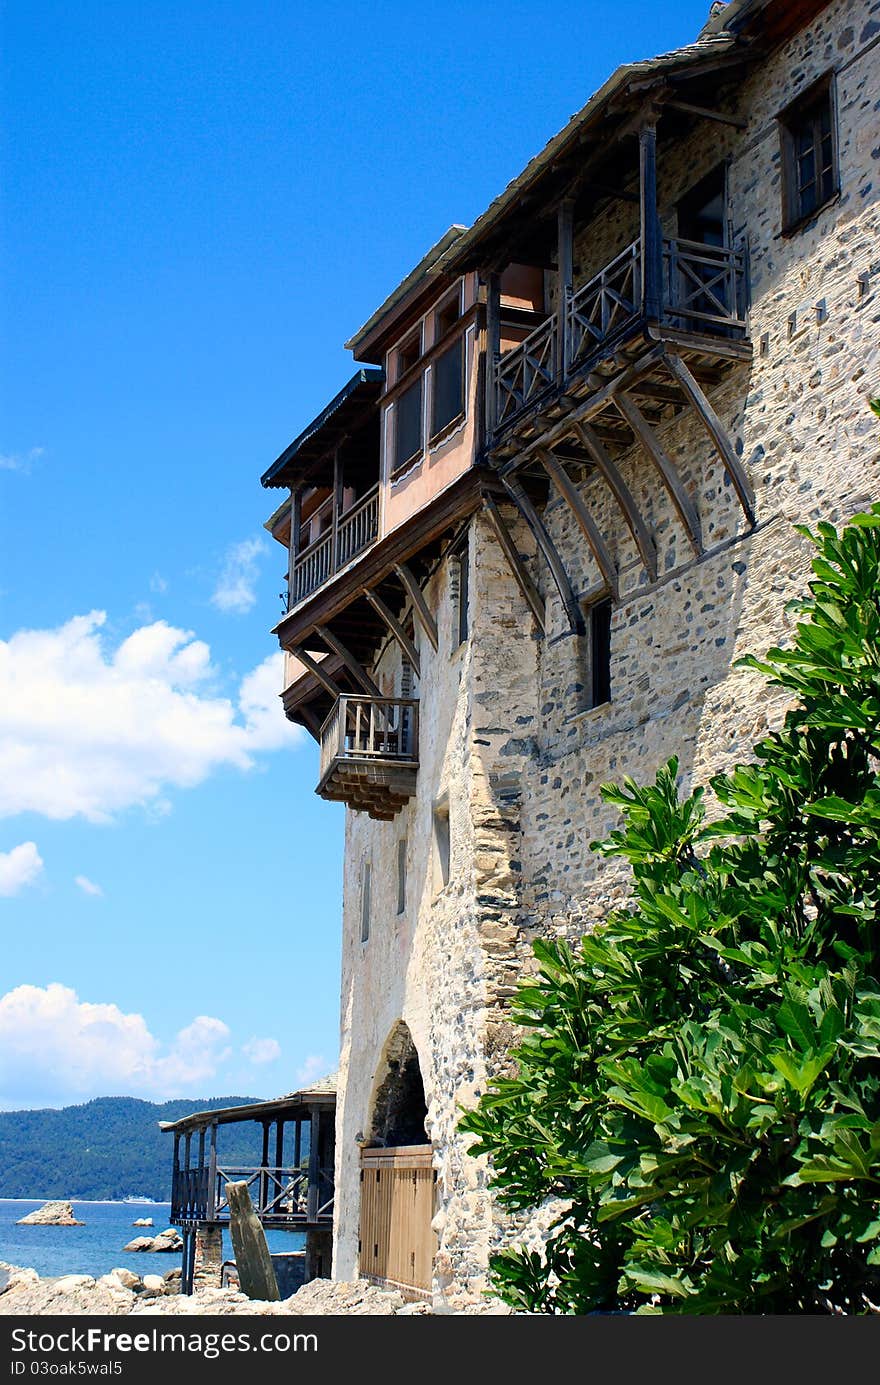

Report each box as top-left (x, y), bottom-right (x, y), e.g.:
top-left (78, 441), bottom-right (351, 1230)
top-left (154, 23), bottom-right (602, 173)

top-left (160, 1080), bottom-right (336, 1294)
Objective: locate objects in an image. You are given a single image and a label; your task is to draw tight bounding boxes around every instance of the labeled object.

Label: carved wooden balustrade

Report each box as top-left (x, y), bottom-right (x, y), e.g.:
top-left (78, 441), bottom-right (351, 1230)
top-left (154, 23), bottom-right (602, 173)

top-left (318, 695), bottom-right (419, 819)
top-left (289, 484), bottom-right (379, 607)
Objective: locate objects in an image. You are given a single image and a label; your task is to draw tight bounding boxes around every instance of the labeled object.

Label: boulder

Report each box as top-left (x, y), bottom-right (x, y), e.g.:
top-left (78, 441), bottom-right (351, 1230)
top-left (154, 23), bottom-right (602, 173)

top-left (107, 1268), bottom-right (142, 1292)
top-left (123, 1228), bottom-right (182, 1253)
top-left (16, 1201), bottom-right (83, 1226)
top-left (141, 1275), bottom-right (166, 1297)
top-left (131, 1218), bottom-right (153, 1228)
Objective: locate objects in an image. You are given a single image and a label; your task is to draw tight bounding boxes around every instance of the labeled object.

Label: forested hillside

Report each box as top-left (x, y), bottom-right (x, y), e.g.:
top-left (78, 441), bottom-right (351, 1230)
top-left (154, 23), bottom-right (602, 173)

top-left (0, 1096), bottom-right (265, 1200)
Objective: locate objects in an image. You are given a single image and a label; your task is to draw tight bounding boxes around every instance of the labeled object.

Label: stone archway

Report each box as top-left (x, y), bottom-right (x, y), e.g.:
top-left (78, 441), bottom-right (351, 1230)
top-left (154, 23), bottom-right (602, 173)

top-left (359, 1021), bottom-right (435, 1299)
top-left (367, 1021), bottom-right (428, 1148)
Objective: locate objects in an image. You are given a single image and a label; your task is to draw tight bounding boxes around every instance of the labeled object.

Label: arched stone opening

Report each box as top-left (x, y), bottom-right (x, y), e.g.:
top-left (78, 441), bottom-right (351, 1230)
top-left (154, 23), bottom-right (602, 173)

top-left (367, 1020), bottom-right (428, 1148)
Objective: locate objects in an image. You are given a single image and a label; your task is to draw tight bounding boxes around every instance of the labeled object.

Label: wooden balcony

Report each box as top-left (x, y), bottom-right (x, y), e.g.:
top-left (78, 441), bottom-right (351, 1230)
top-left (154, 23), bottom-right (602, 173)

top-left (289, 483), bottom-right (379, 608)
top-left (491, 236), bottom-right (749, 446)
top-left (318, 695), bottom-right (419, 819)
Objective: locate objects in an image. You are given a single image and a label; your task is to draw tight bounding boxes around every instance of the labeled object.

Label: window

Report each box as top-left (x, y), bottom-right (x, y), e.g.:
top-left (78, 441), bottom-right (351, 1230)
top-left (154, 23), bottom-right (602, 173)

top-left (397, 331), bottom-right (421, 378)
top-left (396, 838), bottom-right (407, 915)
top-left (435, 292), bottom-right (460, 340)
top-left (431, 336), bottom-right (464, 439)
top-left (360, 862), bottom-right (372, 943)
top-left (456, 540), bottom-right (469, 647)
top-left (432, 799), bottom-right (450, 894)
top-left (394, 378), bottom-right (423, 474)
top-left (590, 599), bottom-right (612, 708)
top-left (779, 75), bottom-right (838, 232)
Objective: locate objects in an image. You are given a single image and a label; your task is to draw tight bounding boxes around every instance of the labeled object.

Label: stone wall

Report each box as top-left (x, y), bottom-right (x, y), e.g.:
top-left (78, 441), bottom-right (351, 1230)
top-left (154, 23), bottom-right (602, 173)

top-left (330, 0), bottom-right (880, 1310)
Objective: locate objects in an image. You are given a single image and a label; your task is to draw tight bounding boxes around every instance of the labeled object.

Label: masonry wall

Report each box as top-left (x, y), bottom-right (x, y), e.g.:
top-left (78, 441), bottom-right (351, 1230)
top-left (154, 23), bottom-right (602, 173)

top-left (331, 0), bottom-right (880, 1309)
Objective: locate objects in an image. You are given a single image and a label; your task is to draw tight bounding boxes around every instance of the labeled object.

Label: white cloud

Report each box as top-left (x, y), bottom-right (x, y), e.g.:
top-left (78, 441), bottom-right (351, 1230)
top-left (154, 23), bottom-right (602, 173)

top-left (149, 572), bottom-right (168, 595)
top-left (0, 842), bottom-right (43, 897)
top-left (0, 614), bottom-right (301, 822)
top-left (295, 1054), bottom-right (331, 1088)
top-left (210, 537), bottom-right (266, 615)
top-left (243, 1037), bottom-right (281, 1065)
top-left (0, 984), bottom-right (233, 1106)
top-left (0, 446), bottom-right (44, 474)
top-left (75, 875), bottom-right (103, 897)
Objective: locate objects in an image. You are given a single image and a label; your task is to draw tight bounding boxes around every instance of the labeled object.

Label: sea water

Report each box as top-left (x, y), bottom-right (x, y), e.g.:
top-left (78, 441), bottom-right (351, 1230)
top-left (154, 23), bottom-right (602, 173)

top-left (0, 1200), bottom-right (304, 1281)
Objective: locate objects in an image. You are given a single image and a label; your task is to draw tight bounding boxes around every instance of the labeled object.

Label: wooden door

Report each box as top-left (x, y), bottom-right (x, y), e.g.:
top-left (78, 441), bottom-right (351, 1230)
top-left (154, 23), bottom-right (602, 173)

top-left (359, 1144), bottom-right (436, 1300)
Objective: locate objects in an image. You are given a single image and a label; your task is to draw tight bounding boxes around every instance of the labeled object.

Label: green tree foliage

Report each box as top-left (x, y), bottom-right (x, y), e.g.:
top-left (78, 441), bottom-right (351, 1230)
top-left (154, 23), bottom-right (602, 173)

top-left (0, 1096), bottom-right (262, 1201)
top-left (460, 496), bottom-right (880, 1314)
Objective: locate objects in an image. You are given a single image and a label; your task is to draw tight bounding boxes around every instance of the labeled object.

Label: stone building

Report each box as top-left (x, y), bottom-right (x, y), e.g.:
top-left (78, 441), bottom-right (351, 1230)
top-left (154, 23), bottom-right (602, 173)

top-left (260, 0), bottom-right (880, 1309)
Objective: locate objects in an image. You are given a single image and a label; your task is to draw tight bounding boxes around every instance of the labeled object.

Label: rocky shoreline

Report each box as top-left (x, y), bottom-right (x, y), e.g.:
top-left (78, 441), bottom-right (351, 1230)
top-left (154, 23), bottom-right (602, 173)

top-left (0, 1261), bottom-right (509, 1315)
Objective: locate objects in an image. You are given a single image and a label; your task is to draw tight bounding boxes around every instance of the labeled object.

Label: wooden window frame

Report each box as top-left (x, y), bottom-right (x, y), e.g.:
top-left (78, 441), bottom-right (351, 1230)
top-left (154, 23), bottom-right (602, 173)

top-left (392, 376), bottom-right (424, 478)
top-left (429, 334), bottom-right (465, 445)
top-left (778, 72), bottom-right (840, 236)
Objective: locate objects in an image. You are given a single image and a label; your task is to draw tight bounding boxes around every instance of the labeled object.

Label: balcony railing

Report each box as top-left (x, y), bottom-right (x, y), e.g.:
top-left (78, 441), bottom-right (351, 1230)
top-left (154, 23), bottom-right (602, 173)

top-left (492, 236), bottom-right (749, 435)
top-left (289, 484), bottom-right (379, 607)
top-left (171, 1163), bottom-right (334, 1226)
top-left (319, 695), bottom-right (419, 782)
top-left (318, 695), bottom-right (419, 817)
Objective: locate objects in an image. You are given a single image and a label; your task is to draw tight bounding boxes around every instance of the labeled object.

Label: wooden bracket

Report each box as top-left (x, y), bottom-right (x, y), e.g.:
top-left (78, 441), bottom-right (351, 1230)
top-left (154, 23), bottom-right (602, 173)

top-left (538, 449), bottom-right (618, 600)
top-left (394, 563), bottom-right (439, 653)
top-left (363, 589), bottom-right (421, 678)
top-left (482, 493), bottom-right (546, 634)
top-left (313, 627), bottom-right (382, 698)
top-left (503, 476), bottom-right (586, 634)
top-left (663, 351), bottom-right (756, 526)
top-left (572, 420), bottom-right (658, 581)
top-left (613, 391), bottom-right (703, 555)
top-left (290, 646), bottom-right (343, 700)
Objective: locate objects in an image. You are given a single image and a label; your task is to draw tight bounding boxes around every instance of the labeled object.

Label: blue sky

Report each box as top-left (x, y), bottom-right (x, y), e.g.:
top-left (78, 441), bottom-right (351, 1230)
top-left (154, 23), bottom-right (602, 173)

top-left (0, 0), bottom-right (713, 1109)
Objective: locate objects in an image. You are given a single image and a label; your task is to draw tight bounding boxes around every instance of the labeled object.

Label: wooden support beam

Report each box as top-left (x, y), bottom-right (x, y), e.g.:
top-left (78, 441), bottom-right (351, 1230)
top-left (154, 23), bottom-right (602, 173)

top-left (482, 493), bottom-right (546, 634)
top-left (314, 627), bottom-right (382, 697)
top-left (496, 345), bottom-right (666, 475)
top-left (297, 705), bottom-right (322, 741)
top-left (663, 98), bottom-right (746, 129)
top-left (538, 449), bottom-right (618, 600)
top-left (290, 646), bottom-right (343, 700)
top-left (503, 477), bottom-right (585, 634)
top-left (363, 589), bottom-right (421, 678)
top-left (394, 563), bottom-right (439, 652)
top-left (639, 118), bottom-right (663, 322)
top-left (307, 1105), bottom-right (320, 1224)
top-left (573, 421), bottom-right (658, 581)
top-left (557, 198), bottom-right (574, 380)
top-left (663, 351), bottom-right (756, 525)
top-left (485, 271), bottom-right (501, 439)
top-left (613, 392), bottom-right (703, 554)
top-left (206, 1122), bottom-right (218, 1223)
top-left (583, 180), bottom-right (640, 203)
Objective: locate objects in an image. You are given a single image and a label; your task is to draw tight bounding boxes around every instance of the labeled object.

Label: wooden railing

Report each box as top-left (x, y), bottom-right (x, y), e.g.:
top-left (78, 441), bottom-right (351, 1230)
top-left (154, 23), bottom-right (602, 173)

top-left (289, 484), bottom-right (379, 607)
top-left (567, 240), bottom-right (642, 368)
top-left (491, 237), bottom-right (748, 433)
top-left (663, 236), bottom-right (748, 333)
top-left (171, 1163), bottom-right (334, 1225)
top-left (494, 313), bottom-right (558, 429)
top-left (320, 695), bottom-right (419, 781)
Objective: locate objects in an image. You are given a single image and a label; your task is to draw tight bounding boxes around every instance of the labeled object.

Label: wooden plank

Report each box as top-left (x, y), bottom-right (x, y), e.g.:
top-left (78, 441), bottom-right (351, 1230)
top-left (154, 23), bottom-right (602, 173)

top-left (482, 493), bottom-right (546, 633)
top-left (363, 589), bottom-right (421, 678)
top-left (307, 1105), bottom-right (320, 1224)
top-left (538, 448), bottom-right (618, 599)
top-left (394, 563), bottom-right (439, 652)
top-left (572, 420), bottom-right (658, 580)
top-left (485, 271), bottom-right (501, 437)
top-left (663, 351), bottom-right (756, 524)
top-left (663, 98), bottom-right (746, 128)
top-left (503, 476), bottom-right (585, 634)
top-left (613, 392), bottom-right (703, 554)
top-left (290, 646), bottom-right (343, 699)
top-left (315, 627), bottom-right (382, 697)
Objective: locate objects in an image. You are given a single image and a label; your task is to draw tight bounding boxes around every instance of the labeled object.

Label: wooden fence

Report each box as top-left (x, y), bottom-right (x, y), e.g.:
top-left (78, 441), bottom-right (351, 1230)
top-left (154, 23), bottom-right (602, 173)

top-left (359, 1145), bottom-right (436, 1300)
